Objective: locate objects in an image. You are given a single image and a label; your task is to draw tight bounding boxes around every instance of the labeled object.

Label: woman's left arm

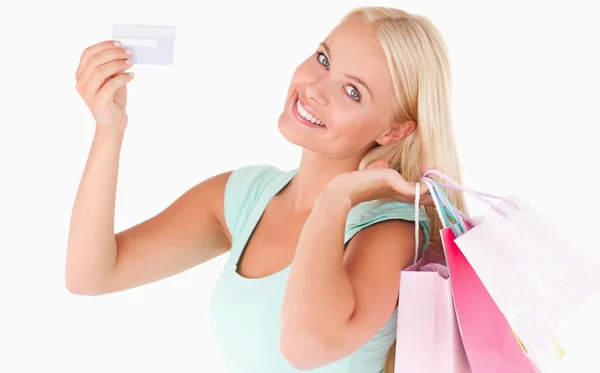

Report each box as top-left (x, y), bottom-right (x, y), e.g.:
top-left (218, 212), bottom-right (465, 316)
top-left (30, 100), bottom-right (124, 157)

top-left (280, 164), bottom-right (430, 370)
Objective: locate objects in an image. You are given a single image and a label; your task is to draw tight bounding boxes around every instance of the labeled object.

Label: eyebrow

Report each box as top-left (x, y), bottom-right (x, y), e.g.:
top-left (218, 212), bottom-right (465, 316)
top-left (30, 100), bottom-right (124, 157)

top-left (320, 42), bottom-right (373, 99)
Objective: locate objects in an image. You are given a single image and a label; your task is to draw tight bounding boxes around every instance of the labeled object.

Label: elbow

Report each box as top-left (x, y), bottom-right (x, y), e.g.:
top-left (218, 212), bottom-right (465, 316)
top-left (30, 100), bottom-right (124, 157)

top-left (65, 275), bottom-right (93, 296)
top-left (279, 326), bottom-right (340, 370)
top-left (64, 269), bottom-right (104, 296)
top-left (64, 250), bottom-right (111, 296)
top-left (279, 342), bottom-right (316, 371)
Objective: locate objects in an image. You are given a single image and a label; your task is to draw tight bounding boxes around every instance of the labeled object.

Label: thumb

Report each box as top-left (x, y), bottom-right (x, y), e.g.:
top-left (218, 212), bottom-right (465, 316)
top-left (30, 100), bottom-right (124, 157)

top-left (365, 160), bottom-right (390, 170)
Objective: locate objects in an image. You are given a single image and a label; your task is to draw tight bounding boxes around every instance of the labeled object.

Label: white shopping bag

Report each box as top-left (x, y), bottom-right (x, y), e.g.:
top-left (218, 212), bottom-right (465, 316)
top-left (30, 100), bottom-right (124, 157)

top-left (422, 170), bottom-right (600, 369)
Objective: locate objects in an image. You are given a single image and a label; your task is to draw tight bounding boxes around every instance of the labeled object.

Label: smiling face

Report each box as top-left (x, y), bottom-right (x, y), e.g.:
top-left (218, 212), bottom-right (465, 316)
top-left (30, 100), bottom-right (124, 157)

top-left (278, 15), bottom-right (414, 159)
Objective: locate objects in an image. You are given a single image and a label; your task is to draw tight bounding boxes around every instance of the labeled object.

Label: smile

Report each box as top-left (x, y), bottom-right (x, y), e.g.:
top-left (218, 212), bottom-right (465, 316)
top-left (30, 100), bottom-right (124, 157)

top-left (292, 96), bottom-right (326, 129)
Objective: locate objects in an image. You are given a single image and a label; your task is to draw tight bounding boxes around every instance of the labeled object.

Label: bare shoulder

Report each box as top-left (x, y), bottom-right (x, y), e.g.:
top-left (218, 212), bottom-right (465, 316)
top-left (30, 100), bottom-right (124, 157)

top-left (102, 170), bottom-right (234, 294)
top-left (341, 219), bottom-right (423, 339)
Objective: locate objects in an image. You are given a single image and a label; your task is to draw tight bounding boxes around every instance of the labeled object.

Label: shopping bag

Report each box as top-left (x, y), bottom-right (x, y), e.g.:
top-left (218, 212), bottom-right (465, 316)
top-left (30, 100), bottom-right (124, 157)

top-left (454, 194), bottom-right (600, 367)
top-left (394, 259), bottom-right (472, 373)
top-left (442, 227), bottom-right (540, 373)
top-left (422, 170), bottom-right (600, 370)
top-left (420, 177), bottom-right (538, 372)
top-left (394, 183), bottom-right (471, 373)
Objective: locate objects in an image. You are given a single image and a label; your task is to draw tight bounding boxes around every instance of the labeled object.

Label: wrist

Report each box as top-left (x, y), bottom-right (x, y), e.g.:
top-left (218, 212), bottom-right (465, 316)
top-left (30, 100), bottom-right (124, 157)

top-left (94, 126), bottom-right (126, 142)
top-left (317, 182), bottom-right (354, 212)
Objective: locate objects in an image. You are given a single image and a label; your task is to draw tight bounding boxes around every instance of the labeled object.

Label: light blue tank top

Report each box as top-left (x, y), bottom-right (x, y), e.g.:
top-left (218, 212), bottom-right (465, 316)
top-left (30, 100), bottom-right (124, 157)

top-left (210, 165), bottom-right (431, 373)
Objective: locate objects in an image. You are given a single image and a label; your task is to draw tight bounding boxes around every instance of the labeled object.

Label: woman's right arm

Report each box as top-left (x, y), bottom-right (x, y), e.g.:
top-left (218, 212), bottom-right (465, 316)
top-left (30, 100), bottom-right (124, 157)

top-left (66, 40), bottom-right (232, 295)
top-left (65, 131), bottom-right (232, 295)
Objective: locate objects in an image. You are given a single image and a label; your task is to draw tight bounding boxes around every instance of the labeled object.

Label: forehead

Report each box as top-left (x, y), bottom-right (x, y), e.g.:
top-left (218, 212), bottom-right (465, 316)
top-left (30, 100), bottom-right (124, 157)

top-left (324, 16), bottom-right (393, 97)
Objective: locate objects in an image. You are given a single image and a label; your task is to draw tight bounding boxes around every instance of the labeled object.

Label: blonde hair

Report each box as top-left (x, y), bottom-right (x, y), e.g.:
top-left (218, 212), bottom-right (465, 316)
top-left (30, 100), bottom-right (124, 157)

top-left (341, 6), bottom-right (468, 373)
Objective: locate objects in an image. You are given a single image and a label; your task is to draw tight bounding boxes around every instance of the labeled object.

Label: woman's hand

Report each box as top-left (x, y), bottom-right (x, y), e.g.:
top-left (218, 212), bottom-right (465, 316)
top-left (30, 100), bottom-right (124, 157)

top-left (322, 160), bottom-right (435, 208)
top-left (75, 40), bottom-right (135, 134)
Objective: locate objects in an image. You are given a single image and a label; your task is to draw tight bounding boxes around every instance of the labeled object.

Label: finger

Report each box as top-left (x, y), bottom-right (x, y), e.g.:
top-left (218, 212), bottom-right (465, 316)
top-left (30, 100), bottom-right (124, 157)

top-left (78, 48), bottom-right (133, 95)
top-left (419, 194), bottom-right (436, 207)
top-left (384, 170), bottom-right (415, 197)
top-left (76, 40), bottom-right (125, 80)
top-left (96, 72), bottom-right (134, 104)
top-left (83, 60), bottom-right (133, 99)
top-left (385, 174), bottom-right (433, 204)
top-left (419, 181), bottom-right (431, 196)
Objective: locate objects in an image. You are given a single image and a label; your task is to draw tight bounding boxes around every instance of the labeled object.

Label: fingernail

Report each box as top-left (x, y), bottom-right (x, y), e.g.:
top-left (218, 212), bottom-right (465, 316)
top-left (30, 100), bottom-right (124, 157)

top-left (125, 59), bottom-right (132, 65)
top-left (124, 48), bottom-right (133, 55)
top-left (128, 72), bottom-right (135, 77)
top-left (113, 40), bottom-right (122, 47)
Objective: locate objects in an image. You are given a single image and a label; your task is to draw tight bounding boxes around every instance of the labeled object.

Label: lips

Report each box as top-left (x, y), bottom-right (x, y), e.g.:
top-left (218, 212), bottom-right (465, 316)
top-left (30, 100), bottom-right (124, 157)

top-left (292, 94), bottom-right (327, 129)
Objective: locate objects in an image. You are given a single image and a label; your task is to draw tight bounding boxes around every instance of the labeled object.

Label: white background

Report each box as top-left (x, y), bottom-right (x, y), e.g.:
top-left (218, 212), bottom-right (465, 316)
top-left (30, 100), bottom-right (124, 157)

top-left (1, 0), bottom-right (599, 372)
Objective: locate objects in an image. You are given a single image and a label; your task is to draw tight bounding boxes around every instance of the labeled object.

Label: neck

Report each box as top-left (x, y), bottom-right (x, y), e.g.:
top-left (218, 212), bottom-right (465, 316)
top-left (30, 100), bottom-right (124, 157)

top-left (282, 149), bottom-right (365, 211)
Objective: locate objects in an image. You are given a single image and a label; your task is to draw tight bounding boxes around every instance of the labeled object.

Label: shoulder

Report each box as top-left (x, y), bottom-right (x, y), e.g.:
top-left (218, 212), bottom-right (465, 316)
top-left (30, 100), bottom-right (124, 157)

top-left (224, 164), bottom-right (286, 199)
top-left (223, 164), bottom-right (295, 237)
top-left (345, 199), bottom-right (431, 253)
top-left (337, 200), bottom-right (432, 346)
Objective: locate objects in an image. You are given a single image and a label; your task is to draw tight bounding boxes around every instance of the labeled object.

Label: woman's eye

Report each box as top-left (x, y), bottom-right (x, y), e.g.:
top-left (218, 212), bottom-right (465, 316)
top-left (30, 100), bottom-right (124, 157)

top-left (345, 85), bottom-right (361, 101)
top-left (317, 53), bottom-right (330, 68)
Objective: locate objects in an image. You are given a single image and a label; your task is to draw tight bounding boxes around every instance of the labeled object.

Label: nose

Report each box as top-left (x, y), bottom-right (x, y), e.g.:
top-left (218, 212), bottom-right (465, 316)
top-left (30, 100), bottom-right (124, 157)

top-left (305, 79), bottom-right (329, 107)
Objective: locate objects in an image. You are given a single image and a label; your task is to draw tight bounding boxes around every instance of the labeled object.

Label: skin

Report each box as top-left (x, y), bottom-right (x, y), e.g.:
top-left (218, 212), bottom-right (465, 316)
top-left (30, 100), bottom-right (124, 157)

top-left (66, 14), bottom-right (433, 370)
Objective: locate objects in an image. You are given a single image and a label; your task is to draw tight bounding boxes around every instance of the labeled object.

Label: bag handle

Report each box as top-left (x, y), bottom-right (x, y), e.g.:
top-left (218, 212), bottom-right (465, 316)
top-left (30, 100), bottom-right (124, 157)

top-left (413, 182), bottom-right (421, 264)
top-left (422, 178), bottom-right (468, 237)
top-left (423, 177), bottom-right (472, 227)
top-left (413, 169), bottom-right (512, 262)
top-left (423, 169), bottom-right (505, 201)
top-left (413, 178), bottom-right (465, 264)
top-left (422, 169), bottom-right (516, 217)
top-left (421, 179), bottom-right (448, 228)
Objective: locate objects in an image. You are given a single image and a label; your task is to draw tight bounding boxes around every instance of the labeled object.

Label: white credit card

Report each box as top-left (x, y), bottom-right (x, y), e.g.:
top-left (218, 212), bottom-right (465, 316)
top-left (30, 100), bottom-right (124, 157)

top-left (112, 24), bottom-right (176, 65)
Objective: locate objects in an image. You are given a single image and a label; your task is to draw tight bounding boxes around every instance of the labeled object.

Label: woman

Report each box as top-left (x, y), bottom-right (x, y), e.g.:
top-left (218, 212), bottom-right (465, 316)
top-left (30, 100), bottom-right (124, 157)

top-left (67, 6), bottom-right (466, 373)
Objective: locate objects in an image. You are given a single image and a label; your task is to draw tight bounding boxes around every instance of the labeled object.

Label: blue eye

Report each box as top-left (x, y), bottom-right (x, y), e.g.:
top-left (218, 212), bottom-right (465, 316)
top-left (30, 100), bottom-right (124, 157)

top-left (316, 51), bottom-right (361, 102)
top-left (317, 53), bottom-right (330, 68)
top-left (345, 85), bottom-right (361, 101)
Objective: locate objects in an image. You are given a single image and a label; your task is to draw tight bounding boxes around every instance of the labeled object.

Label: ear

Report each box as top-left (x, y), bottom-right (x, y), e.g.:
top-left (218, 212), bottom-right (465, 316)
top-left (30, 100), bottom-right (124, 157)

top-left (375, 120), bottom-right (417, 146)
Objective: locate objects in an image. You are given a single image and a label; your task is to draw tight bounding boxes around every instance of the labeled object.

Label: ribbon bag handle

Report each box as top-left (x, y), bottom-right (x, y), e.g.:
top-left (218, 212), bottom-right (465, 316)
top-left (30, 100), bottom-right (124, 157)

top-left (413, 182), bottom-right (422, 264)
top-left (412, 182), bottom-right (448, 263)
top-left (413, 177), bottom-right (468, 266)
top-left (422, 178), bottom-right (468, 237)
top-left (422, 169), bottom-right (517, 218)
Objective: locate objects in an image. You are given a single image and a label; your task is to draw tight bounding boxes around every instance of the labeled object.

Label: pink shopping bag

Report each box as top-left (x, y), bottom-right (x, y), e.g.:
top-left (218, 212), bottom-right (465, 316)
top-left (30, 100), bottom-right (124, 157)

top-left (452, 194), bottom-right (600, 368)
top-left (395, 250), bottom-right (471, 373)
top-left (441, 227), bottom-right (539, 373)
top-left (422, 169), bottom-right (600, 369)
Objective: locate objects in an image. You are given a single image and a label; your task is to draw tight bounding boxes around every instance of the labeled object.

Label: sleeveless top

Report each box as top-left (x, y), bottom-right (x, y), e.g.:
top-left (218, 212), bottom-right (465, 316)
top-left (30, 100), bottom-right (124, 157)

top-left (210, 165), bottom-right (431, 373)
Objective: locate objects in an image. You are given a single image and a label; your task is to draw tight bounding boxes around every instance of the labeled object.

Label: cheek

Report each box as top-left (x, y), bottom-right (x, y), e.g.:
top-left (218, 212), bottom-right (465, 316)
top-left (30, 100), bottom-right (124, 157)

top-left (291, 58), bottom-right (322, 84)
top-left (331, 109), bottom-right (387, 141)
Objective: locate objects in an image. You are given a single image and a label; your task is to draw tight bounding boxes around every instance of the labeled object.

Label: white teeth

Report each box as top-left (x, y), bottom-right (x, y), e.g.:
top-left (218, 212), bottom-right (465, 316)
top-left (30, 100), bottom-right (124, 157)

top-left (296, 100), bottom-right (325, 126)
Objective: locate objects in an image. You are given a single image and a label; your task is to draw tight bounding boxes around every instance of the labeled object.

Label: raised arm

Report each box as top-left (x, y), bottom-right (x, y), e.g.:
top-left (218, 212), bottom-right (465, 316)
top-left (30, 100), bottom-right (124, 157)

top-left (64, 129), bottom-right (232, 296)
top-left (66, 40), bottom-right (232, 295)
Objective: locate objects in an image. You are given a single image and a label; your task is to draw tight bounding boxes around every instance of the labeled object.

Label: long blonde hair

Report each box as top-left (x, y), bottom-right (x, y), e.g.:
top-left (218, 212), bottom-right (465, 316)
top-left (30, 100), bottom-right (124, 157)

top-left (341, 6), bottom-right (468, 373)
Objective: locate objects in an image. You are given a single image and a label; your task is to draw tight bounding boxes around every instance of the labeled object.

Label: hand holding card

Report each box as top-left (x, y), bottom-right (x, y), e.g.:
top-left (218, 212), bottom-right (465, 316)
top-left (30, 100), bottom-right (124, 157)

top-left (112, 24), bottom-right (176, 65)
top-left (74, 40), bottom-right (135, 132)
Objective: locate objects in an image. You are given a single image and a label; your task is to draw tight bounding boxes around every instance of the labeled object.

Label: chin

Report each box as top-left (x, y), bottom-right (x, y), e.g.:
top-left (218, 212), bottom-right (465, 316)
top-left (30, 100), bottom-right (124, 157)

top-left (277, 116), bottom-right (315, 150)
